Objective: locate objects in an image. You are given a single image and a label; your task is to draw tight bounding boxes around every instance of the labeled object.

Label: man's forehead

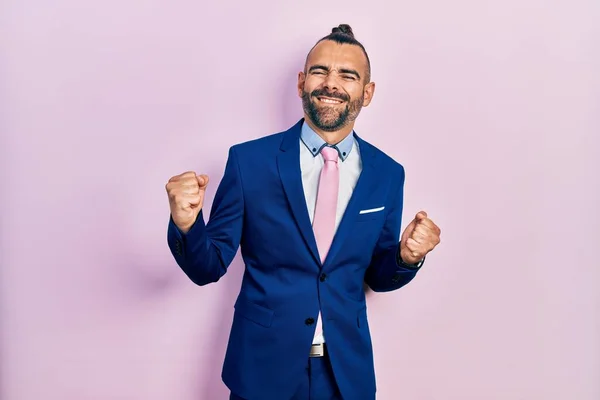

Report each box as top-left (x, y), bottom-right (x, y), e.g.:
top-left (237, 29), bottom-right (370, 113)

top-left (306, 40), bottom-right (368, 69)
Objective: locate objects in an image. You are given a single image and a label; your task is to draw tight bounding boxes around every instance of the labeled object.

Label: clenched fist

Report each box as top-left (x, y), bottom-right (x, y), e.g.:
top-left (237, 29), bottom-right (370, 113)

top-left (400, 211), bottom-right (441, 265)
top-left (165, 171), bottom-right (210, 234)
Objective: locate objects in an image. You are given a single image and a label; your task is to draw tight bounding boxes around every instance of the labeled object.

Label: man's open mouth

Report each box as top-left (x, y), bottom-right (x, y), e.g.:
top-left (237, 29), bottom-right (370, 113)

top-left (316, 96), bottom-right (344, 104)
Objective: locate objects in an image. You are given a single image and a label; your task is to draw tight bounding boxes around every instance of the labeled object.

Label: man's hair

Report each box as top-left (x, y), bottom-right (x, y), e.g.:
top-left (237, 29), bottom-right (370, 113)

top-left (306, 24), bottom-right (372, 82)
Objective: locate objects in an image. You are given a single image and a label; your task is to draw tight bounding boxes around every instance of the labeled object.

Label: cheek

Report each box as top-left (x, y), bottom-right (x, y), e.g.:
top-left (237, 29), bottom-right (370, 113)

top-left (341, 81), bottom-right (362, 95)
top-left (302, 79), bottom-right (318, 93)
top-left (346, 86), bottom-right (365, 102)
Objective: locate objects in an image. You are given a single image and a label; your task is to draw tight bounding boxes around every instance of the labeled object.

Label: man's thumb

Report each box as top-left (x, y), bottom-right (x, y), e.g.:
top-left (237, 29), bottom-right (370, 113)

top-left (416, 211), bottom-right (428, 221)
top-left (196, 174), bottom-right (209, 188)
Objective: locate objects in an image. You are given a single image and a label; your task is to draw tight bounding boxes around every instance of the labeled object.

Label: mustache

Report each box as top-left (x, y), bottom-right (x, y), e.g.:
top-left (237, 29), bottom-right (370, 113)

top-left (310, 89), bottom-right (349, 102)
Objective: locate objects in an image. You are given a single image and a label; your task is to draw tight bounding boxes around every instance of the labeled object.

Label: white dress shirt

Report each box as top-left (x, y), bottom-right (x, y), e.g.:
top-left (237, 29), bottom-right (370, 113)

top-left (299, 121), bottom-right (363, 344)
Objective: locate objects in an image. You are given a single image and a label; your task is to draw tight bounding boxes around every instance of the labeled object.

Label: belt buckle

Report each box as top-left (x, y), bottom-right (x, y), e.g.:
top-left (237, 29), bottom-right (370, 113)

top-left (309, 343), bottom-right (325, 357)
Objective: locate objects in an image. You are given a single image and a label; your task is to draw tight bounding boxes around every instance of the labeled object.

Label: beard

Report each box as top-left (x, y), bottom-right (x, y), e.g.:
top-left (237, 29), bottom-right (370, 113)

top-left (301, 88), bottom-right (364, 132)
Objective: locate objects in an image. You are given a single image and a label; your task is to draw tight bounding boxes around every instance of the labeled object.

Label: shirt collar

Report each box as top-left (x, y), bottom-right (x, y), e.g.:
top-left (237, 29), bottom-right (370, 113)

top-left (300, 120), bottom-right (354, 161)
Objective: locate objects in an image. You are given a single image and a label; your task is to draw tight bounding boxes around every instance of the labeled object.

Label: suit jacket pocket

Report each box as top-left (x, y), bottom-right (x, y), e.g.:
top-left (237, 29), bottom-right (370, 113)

top-left (234, 298), bottom-right (274, 328)
top-left (356, 208), bottom-right (386, 222)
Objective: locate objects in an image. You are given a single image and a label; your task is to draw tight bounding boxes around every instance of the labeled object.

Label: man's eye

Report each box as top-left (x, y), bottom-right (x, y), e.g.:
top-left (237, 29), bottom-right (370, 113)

top-left (342, 75), bottom-right (355, 80)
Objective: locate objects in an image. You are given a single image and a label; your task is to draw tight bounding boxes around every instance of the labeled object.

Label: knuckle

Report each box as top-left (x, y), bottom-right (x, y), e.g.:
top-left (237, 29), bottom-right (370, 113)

top-left (166, 186), bottom-right (177, 197)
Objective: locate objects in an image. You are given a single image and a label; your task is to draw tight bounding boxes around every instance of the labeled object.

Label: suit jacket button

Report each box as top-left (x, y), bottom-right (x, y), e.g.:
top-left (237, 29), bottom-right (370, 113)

top-left (320, 273), bottom-right (327, 282)
top-left (305, 318), bottom-right (315, 326)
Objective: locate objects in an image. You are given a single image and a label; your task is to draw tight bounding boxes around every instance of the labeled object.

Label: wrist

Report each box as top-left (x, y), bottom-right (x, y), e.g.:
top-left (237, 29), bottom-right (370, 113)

top-left (171, 215), bottom-right (194, 235)
top-left (397, 247), bottom-right (425, 269)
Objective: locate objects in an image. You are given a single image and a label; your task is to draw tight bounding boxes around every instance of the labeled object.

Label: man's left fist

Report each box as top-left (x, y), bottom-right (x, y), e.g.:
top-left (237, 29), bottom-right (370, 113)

top-left (400, 211), bottom-right (441, 265)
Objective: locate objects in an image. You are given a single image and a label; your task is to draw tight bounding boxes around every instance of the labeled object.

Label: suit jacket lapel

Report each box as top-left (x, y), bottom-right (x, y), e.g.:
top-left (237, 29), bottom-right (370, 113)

top-left (322, 133), bottom-right (379, 268)
top-left (277, 120), bottom-right (321, 266)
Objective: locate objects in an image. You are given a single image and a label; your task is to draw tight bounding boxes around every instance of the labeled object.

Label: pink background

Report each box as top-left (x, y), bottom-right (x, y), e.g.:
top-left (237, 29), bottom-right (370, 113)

top-left (2, 0), bottom-right (599, 399)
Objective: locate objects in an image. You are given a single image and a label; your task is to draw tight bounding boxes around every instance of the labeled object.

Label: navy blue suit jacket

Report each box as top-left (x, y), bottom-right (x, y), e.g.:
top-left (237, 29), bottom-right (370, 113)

top-left (167, 119), bottom-right (420, 400)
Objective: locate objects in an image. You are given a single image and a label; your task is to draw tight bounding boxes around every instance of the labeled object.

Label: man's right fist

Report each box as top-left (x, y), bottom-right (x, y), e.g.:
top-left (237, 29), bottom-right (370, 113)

top-left (165, 171), bottom-right (209, 234)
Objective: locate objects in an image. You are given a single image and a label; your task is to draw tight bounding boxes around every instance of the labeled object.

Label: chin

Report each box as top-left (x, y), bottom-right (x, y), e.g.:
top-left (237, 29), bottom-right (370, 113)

top-left (316, 118), bottom-right (346, 131)
top-left (316, 115), bottom-right (340, 127)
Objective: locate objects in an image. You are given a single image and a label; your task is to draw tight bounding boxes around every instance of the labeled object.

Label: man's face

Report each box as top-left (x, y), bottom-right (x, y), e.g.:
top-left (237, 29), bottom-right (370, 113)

top-left (298, 40), bottom-right (375, 132)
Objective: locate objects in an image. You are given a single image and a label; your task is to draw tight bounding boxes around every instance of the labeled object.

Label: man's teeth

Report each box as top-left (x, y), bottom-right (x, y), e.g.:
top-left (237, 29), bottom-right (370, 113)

top-left (320, 98), bottom-right (342, 104)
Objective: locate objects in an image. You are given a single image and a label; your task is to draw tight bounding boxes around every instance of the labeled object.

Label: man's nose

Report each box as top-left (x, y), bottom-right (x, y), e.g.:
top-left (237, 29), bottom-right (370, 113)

top-left (322, 73), bottom-right (340, 91)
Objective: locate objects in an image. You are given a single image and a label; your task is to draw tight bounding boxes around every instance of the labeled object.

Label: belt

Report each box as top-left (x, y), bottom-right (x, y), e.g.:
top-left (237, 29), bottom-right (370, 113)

top-left (309, 343), bottom-right (326, 358)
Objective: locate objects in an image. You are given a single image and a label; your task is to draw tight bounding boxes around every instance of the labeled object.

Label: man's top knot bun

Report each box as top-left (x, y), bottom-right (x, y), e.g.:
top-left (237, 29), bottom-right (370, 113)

top-left (331, 24), bottom-right (354, 38)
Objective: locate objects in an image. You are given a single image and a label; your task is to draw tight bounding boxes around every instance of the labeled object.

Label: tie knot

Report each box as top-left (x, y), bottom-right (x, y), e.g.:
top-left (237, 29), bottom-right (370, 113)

top-left (320, 146), bottom-right (339, 163)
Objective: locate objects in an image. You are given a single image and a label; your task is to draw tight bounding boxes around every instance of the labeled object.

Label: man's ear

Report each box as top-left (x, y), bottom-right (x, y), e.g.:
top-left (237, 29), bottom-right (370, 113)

top-left (362, 81), bottom-right (376, 107)
top-left (297, 71), bottom-right (306, 98)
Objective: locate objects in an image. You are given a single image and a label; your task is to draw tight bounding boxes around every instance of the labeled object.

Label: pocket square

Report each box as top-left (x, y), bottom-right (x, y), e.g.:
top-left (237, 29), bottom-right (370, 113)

top-left (359, 206), bottom-right (385, 214)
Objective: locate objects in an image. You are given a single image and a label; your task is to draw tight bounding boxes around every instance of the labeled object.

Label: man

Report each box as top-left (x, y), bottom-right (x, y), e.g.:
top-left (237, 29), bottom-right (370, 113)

top-left (166, 24), bottom-right (441, 400)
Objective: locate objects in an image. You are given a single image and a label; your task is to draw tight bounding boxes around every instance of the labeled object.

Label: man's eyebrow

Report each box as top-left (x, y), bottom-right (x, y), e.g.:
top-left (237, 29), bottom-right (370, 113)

top-left (339, 68), bottom-right (361, 80)
top-left (308, 64), bottom-right (330, 73)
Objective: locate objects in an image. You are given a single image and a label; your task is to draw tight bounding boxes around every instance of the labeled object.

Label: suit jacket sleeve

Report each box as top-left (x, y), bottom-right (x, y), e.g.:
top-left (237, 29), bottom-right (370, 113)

top-left (166, 146), bottom-right (244, 286)
top-left (364, 164), bottom-right (420, 292)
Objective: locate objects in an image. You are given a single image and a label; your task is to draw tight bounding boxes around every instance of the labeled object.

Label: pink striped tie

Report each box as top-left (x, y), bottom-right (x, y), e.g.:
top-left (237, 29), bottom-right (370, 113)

top-left (312, 146), bottom-right (339, 343)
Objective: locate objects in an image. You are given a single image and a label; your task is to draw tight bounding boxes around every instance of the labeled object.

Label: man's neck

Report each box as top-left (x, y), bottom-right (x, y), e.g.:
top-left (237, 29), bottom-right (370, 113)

top-left (303, 116), bottom-right (354, 145)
